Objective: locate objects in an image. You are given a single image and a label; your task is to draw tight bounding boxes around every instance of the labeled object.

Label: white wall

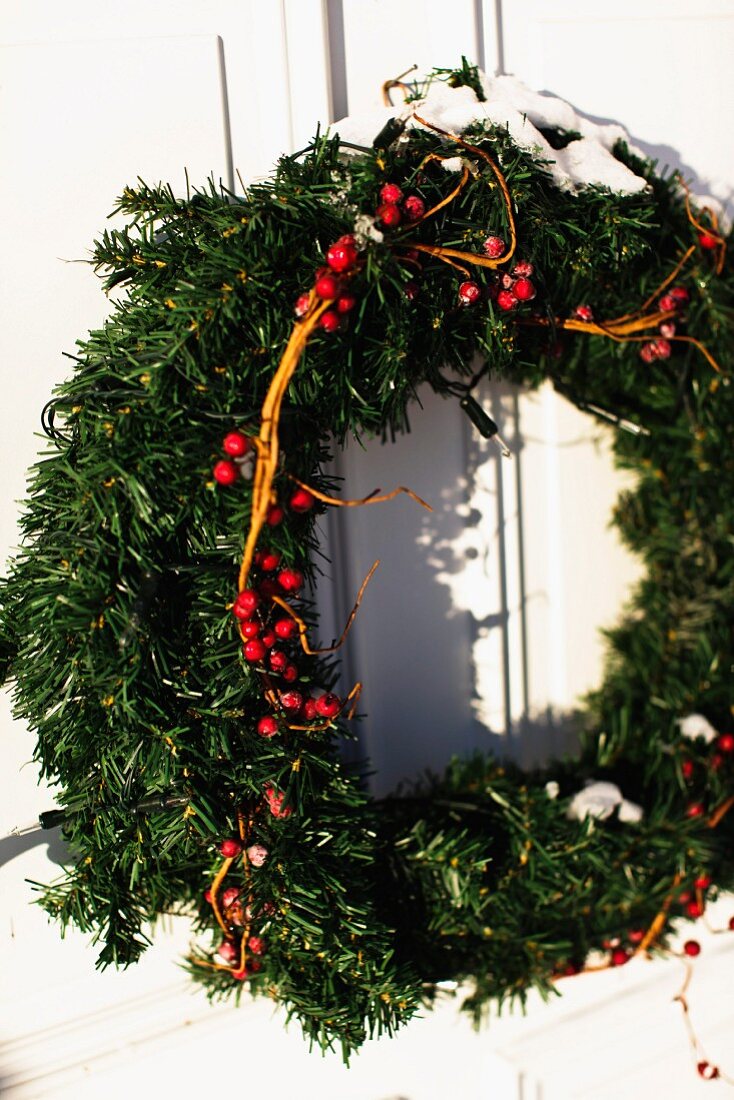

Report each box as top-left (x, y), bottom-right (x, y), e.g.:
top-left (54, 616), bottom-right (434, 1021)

top-left (1, 3), bottom-right (733, 1098)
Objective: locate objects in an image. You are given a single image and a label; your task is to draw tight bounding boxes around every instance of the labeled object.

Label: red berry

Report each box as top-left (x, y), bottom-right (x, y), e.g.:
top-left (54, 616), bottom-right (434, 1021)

top-left (315, 273), bottom-right (340, 299)
top-left (326, 242), bottom-right (357, 272)
top-left (458, 280), bottom-right (482, 306)
top-left (686, 802), bottom-right (705, 818)
top-left (213, 460), bottom-right (238, 485)
top-left (610, 947), bottom-right (629, 967)
top-left (669, 286), bottom-right (689, 303)
top-left (711, 753), bottom-right (724, 770)
top-left (294, 293), bottom-right (311, 318)
top-left (279, 690), bottom-right (303, 712)
top-left (231, 968), bottom-right (249, 981)
top-left (243, 638), bottom-right (266, 663)
top-left (282, 663), bottom-right (298, 683)
top-left (257, 716), bottom-right (279, 738)
top-left (717, 733), bottom-right (734, 753)
top-left (319, 310), bottom-right (340, 332)
top-left (699, 232), bottom-right (719, 250)
top-left (204, 888), bottom-right (213, 904)
top-left (248, 935), bottom-right (266, 956)
top-left (315, 692), bottom-right (341, 718)
top-left (651, 337), bottom-right (671, 359)
top-left (562, 962), bottom-right (580, 976)
top-left (683, 939), bottom-right (701, 957)
top-left (266, 504), bottom-right (284, 526)
top-left (659, 294), bottom-right (677, 312)
top-left (501, 273), bottom-right (514, 289)
top-left (274, 618), bottom-right (298, 640)
top-left (241, 620), bottom-right (260, 639)
top-left (302, 698), bottom-right (318, 720)
top-left (233, 589), bottom-right (259, 620)
top-left (376, 202), bottom-right (401, 228)
top-left (628, 929), bottom-right (645, 944)
top-left (258, 549), bottom-right (282, 572)
top-left (639, 342), bottom-right (657, 363)
top-left (496, 289), bottom-right (518, 311)
top-left (221, 886), bottom-right (240, 908)
top-left (260, 630), bottom-right (276, 648)
top-left (678, 891), bottom-right (692, 904)
top-left (290, 488), bottom-right (315, 513)
top-left (380, 183), bottom-right (403, 204)
top-left (404, 281), bottom-right (419, 301)
top-left (403, 194), bottom-right (425, 221)
top-left (269, 649), bottom-right (288, 673)
top-left (694, 875), bottom-right (712, 890)
top-left (337, 234), bottom-right (356, 248)
top-left (336, 293), bottom-right (356, 314)
top-left (278, 568), bottom-right (304, 592)
top-left (681, 759), bottom-right (695, 780)
top-left (697, 1061), bottom-right (720, 1080)
top-left (659, 321), bottom-right (676, 338)
top-left (217, 940), bottom-right (238, 963)
top-left (264, 784), bottom-right (293, 819)
top-left (513, 277), bottom-right (536, 301)
top-left (512, 260), bottom-right (534, 277)
top-left (483, 235), bottom-right (506, 259)
top-left (686, 899), bottom-right (704, 918)
top-left (223, 431), bottom-right (249, 457)
top-left (728, 916), bottom-right (734, 931)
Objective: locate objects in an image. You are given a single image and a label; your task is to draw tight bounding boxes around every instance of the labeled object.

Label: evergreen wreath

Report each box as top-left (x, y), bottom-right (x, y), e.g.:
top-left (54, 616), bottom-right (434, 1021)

top-left (2, 63), bottom-right (733, 1064)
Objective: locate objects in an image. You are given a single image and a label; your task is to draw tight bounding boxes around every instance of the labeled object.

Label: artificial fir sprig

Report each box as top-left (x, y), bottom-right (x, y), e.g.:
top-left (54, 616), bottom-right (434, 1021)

top-left (1, 63), bottom-right (733, 1060)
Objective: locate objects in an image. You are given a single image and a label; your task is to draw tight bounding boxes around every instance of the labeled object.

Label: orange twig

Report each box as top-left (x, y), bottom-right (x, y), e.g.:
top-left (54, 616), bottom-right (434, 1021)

top-left (271, 560), bottom-right (380, 655)
top-left (209, 855), bottom-right (235, 935)
top-left (288, 475), bottom-right (432, 512)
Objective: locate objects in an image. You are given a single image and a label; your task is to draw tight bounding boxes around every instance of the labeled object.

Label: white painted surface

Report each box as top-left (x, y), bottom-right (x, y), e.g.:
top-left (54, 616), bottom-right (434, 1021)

top-left (1, 3), bottom-right (732, 1098)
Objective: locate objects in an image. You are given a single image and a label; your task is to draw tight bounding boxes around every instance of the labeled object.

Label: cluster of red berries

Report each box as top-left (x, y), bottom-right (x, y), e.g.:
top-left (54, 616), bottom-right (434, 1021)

top-left (457, 256), bottom-right (537, 312)
top-left (374, 182), bottom-right (425, 230)
top-left (212, 430), bottom-right (251, 486)
top-left (681, 730), bottom-right (734, 784)
top-left (294, 234), bottom-right (360, 333)
top-left (639, 284), bottom-right (689, 363)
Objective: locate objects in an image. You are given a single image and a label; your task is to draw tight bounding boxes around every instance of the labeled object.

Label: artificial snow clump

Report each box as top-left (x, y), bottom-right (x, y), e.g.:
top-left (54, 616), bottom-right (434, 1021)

top-left (566, 781), bottom-right (643, 824)
top-left (677, 714), bottom-right (718, 743)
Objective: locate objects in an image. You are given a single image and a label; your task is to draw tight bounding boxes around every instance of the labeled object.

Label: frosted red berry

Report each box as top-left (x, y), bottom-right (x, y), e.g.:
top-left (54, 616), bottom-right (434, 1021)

top-left (248, 935), bottom-right (266, 956)
top-left (275, 618), bottom-right (298, 640)
top-left (278, 568), bottom-right (304, 592)
top-left (512, 260), bottom-right (534, 277)
top-left (380, 183), bottom-right (403, 204)
top-left (483, 235), bottom-right (506, 259)
top-left (639, 342), bottom-right (657, 363)
top-left (280, 690), bottom-right (303, 712)
top-left (458, 281), bottom-right (482, 306)
top-left (315, 692), bottom-right (341, 718)
top-left (403, 194), bottom-right (425, 221)
top-left (243, 638), bottom-right (267, 662)
top-left (717, 733), bottom-right (734, 753)
top-left (258, 549), bottom-right (282, 572)
top-left (326, 241), bottom-right (357, 272)
top-left (513, 277), bottom-right (536, 301)
top-left (302, 698), bottom-right (318, 720)
top-left (290, 488), bottom-right (315, 513)
top-left (217, 940), bottom-right (238, 963)
top-left (659, 321), bottom-right (676, 338)
top-left (233, 589), bottom-right (259, 620)
top-left (257, 716), bottom-right (279, 738)
top-left (247, 843), bottom-right (268, 867)
top-left (269, 649), bottom-right (288, 673)
top-left (574, 304), bottom-right (594, 322)
top-left (221, 886), bottom-right (240, 908)
top-left (319, 310), bottom-right (340, 333)
top-left (294, 293), bottom-right (311, 318)
top-left (213, 460), bottom-right (238, 485)
top-left (377, 202), bottom-right (401, 228)
top-left (496, 289), bottom-right (518, 311)
top-left (651, 338), bottom-right (671, 359)
top-left (223, 431), bottom-right (249, 457)
top-left (684, 939), bottom-right (701, 957)
top-left (336, 293), bottom-right (356, 314)
top-left (699, 232), bottom-right (718, 250)
top-left (282, 664), bottom-right (298, 683)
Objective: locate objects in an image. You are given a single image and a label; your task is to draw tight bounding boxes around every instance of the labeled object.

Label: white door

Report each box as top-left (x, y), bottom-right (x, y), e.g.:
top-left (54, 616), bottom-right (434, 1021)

top-left (1, 4), bottom-right (732, 1098)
